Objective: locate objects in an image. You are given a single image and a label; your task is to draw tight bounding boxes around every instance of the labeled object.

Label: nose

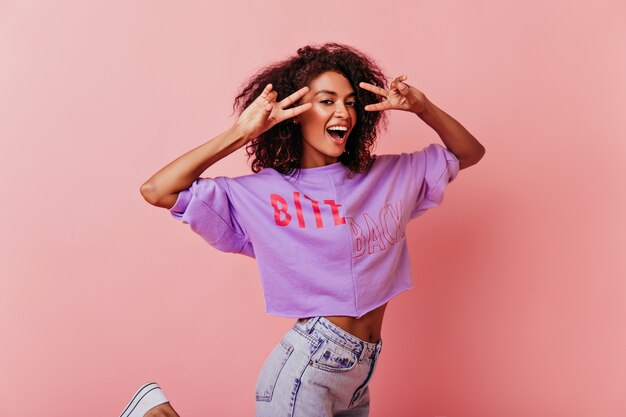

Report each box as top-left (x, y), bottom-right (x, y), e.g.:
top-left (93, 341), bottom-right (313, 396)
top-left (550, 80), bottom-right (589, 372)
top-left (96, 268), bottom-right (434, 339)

top-left (334, 101), bottom-right (349, 118)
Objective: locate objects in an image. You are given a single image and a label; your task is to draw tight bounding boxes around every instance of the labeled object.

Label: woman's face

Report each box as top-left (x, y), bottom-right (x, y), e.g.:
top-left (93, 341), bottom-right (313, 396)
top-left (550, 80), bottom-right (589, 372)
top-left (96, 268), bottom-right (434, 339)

top-left (297, 71), bottom-right (357, 168)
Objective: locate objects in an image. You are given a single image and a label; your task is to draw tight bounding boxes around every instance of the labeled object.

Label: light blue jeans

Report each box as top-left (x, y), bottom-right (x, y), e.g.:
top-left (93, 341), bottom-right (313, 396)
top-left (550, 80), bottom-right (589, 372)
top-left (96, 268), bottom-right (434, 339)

top-left (255, 316), bottom-right (383, 417)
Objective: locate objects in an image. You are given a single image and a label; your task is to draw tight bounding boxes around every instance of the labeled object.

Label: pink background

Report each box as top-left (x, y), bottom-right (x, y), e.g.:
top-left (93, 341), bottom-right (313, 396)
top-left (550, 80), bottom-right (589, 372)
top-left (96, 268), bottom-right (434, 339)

top-left (1, 1), bottom-right (625, 416)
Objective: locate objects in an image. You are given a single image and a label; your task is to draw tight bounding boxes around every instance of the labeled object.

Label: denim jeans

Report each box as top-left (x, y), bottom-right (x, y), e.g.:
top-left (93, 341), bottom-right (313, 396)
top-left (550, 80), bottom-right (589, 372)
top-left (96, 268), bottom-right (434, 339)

top-left (255, 316), bottom-right (383, 417)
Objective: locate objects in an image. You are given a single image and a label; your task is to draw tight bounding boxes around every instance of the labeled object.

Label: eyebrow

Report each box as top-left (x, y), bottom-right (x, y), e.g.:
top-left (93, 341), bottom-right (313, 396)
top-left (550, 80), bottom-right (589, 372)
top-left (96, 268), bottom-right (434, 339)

top-left (314, 90), bottom-right (356, 97)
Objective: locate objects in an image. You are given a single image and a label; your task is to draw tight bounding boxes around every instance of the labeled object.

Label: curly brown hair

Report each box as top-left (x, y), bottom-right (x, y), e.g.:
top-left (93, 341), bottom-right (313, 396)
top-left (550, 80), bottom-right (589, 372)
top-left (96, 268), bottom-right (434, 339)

top-left (233, 43), bottom-right (388, 178)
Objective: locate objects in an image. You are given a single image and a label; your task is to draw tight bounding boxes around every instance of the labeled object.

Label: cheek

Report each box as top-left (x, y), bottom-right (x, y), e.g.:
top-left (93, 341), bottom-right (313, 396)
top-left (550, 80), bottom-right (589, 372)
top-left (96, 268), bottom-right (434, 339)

top-left (302, 108), bottom-right (329, 130)
top-left (311, 106), bottom-right (330, 120)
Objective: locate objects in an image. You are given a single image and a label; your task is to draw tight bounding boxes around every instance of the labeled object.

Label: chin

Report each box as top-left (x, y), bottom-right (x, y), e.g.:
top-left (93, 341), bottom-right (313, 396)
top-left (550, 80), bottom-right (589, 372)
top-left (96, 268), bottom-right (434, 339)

top-left (327, 149), bottom-right (344, 158)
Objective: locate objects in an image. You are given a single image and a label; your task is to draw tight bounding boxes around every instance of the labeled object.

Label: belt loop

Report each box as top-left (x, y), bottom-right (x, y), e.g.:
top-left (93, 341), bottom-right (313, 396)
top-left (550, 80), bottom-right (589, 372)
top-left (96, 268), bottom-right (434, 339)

top-left (358, 341), bottom-right (367, 362)
top-left (306, 316), bottom-right (321, 333)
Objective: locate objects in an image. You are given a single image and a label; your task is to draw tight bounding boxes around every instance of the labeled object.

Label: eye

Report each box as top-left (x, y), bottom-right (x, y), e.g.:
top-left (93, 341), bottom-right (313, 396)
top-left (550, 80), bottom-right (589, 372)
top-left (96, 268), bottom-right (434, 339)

top-left (320, 99), bottom-right (333, 105)
top-left (347, 101), bottom-right (357, 107)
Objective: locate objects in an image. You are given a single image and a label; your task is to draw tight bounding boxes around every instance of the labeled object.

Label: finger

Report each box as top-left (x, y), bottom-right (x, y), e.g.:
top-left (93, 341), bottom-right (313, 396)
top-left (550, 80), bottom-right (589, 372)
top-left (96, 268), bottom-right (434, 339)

top-left (284, 102), bottom-right (312, 119)
top-left (262, 90), bottom-right (277, 112)
top-left (397, 82), bottom-right (409, 95)
top-left (279, 86), bottom-right (310, 109)
top-left (260, 83), bottom-right (273, 98)
top-left (256, 84), bottom-right (274, 107)
top-left (359, 82), bottom-right (388, 97)
top-left (267, 90), bottom-right (278, 103)
top-left (390, 75), bottom-right (407, 90)
top-left (364, 101), bottom-right (394, 112)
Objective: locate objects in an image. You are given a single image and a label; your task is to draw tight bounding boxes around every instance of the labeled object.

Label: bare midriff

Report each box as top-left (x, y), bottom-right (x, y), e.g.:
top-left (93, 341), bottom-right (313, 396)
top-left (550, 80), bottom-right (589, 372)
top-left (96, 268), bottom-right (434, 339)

top-left (300, 303), bottom-right (388, 344)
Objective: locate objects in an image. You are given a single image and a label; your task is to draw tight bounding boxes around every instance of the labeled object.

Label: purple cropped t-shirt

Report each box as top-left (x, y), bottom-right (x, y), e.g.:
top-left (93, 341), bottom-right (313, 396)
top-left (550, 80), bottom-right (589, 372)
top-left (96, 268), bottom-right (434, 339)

top-left (170, 143), bottom-right (459, 318)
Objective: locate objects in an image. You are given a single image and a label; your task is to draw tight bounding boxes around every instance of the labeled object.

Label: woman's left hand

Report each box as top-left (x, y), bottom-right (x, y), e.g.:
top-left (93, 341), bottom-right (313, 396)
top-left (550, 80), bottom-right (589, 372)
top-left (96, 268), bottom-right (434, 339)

top-left (359, 75), bottom-right (428, 115)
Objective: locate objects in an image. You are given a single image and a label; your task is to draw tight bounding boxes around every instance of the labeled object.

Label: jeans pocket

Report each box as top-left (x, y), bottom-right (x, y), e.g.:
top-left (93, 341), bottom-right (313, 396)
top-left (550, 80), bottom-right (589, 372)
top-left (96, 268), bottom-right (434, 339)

top-left (310, 340), bottom-right (359, 373)
top-left (255, 338), bottom-right (294, 402)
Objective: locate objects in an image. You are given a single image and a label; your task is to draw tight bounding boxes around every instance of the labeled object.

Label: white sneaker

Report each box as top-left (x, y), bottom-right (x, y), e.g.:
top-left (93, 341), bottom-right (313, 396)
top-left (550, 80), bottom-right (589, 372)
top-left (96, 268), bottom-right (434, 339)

top-left (119, 382), bottom-right (169, 417)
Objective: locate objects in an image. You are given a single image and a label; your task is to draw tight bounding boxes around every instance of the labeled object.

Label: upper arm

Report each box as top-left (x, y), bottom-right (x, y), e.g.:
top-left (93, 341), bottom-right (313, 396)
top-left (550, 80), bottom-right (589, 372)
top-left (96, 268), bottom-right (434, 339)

top-left (160, 193), bottom-right (179, 210)
top-left (408, 143), bottom-right (460, 219)
top-left (168, 177), bottom-right (254, 256)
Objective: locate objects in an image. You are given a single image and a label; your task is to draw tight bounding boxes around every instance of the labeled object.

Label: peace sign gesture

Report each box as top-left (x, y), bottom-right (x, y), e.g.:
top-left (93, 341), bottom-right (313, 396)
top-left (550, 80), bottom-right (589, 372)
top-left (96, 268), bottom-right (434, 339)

top-left (236, 84), bottom-right (312, 141)
top-left (359, 75), bottom-right (428, 115)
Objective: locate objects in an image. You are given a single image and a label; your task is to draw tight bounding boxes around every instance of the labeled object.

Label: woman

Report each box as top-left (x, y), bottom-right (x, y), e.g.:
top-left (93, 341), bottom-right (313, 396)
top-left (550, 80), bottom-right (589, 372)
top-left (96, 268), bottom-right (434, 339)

top-left (121, 43), bottom-right (485, 417)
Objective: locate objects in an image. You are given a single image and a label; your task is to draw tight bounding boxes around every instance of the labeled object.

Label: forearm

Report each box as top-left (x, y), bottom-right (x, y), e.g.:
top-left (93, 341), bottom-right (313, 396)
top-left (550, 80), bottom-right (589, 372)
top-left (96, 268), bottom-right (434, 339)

top-left (140, 123), bottom-right (248, 206)
top-left (414, 98), bottom-right (485, 169)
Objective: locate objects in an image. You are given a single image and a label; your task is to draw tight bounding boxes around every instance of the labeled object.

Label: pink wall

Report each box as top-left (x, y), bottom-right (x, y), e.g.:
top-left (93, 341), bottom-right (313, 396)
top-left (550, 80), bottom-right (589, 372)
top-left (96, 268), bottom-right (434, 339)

top-left (1, 1), bottom-right (625, 416)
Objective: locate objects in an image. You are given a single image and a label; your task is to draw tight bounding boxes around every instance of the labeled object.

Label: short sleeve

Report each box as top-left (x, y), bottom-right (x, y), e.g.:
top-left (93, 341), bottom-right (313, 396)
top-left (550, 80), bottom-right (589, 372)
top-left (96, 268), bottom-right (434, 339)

top-left (409, 143), bottom-right (460, 219)
top-left (169, 177), bottom-right (254, 257)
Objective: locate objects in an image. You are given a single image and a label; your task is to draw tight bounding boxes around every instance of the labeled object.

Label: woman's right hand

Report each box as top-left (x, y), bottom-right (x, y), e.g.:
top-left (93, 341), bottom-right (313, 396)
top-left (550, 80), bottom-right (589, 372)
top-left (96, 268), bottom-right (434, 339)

top-left (234, 84), bottom-right (312, 142)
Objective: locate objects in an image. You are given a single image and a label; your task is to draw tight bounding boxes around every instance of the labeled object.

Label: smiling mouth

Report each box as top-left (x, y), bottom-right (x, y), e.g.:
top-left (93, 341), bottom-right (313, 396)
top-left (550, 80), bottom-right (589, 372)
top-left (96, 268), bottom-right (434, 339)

top-left (327, 131), bottom-right (347, 145)
top-left (326, 128), bottom-right (347, 142)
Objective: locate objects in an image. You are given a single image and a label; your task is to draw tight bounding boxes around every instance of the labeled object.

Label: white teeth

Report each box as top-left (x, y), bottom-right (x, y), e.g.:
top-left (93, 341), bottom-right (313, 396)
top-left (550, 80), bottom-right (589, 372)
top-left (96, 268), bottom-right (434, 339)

top-left (327, 126), bottom-right (348, 131)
